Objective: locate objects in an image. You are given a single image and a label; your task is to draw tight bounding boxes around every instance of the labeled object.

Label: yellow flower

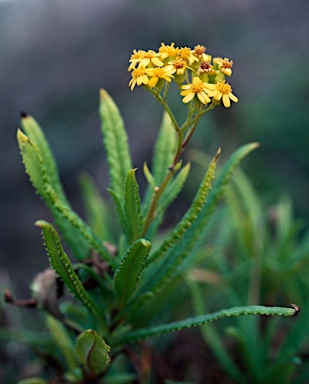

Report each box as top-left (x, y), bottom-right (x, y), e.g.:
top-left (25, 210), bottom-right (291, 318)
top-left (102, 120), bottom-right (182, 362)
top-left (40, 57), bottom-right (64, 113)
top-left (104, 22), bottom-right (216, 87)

top-left (146, 66), bottom-right (175, 87)
top-left (168, 57), bottom-right (191, 76)
top-left (158, 42), bottom-right (179, 60)
top-left (218, 58), bottom-right (233, 76)
top-left (139, 50), bottom-right (164, 68)
top-left (193, 44), bottom-right (206, 59)
top-left (181, 76), bottom-right (211, 105)
top-left (197, 61), bottom-right (214, 75)
top-left (128, 49), bottom-right (146, 71)
top-left (129, 65), bottom-right (149, 90)
top-left (205, 81), bottom-right (238, 108)
top-left (178, 47), bottom-right (199, 65)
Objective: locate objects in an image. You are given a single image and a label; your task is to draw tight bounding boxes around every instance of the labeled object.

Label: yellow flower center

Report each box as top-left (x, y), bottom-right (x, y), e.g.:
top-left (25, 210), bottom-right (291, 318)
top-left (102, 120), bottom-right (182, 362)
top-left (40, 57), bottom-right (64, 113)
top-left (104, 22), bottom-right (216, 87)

top-left (179, 47), bottom-right (191, 60)
top-left (173, 59), bottom-right (186, 69)
top-left (152, 68), bottom-right (165, 77)
top-left (192, 83), bottom-right (205, 94)
top-left (132, 67), bottom-right (146, 79)
top-left (143, 50), bottom-right (156, 59)
top-left (216, 81), bottom-right (232, 94)
top-left (194, 45), bottom-right (206, 56)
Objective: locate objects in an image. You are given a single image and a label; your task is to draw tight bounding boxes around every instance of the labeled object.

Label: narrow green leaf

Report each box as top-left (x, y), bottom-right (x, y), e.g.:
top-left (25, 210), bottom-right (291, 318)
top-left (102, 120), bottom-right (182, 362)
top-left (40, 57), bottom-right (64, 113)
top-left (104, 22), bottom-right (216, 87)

top-left (152, 112), bottom-right (177, 184)
top-left (115, 305), bottom-right (296, 345)
top-left (18, 128), bottom-right (111, 262)
top-left (46, 315), bottom-right (78, 371)
top-left (142, 112), bottom-right (177, 215)
top-left (78, 172), bottom-right (113, 241)
top-left (146, 149), bottom-right (220, 270)
top-left (108, 188), bottom-right (128, 238)
top-left (143, 162), bottom-right (155, 189)
top-left (113, 239), bottom-right (151, 306)
top-left (20, 114), bottom-right (68, 204)
top-left (99, 89), bottom-right (132, 200)
top-left (36, 220), bottom-right (106, 327)
top-left (146, 163), bottom-right (191, 239)
top-left (142, 143), bottom-right (259, 296)
top-left (124, 169), bottom-right (142, 243)
top-left (17, 129), bottom-right (49, 201)
top-left (76, 329), bottom-right (110, 377)
top-left (44, 185), bottom-right (113, 264)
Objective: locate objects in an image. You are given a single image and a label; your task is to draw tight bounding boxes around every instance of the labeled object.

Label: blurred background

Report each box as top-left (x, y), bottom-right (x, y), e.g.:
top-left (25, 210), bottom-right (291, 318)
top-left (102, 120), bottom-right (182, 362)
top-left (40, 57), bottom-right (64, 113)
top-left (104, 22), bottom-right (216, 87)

top-left (0, 0), bottom-right (308, 295)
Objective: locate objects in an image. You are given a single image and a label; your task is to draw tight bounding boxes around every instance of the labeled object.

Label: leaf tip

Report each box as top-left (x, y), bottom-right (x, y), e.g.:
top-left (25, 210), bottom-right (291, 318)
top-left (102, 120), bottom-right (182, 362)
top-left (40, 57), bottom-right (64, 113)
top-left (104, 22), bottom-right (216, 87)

top-left (17, 128), bottom-right (27, 141)
top-left (100, 88), bottom-right (108, 100)
top-left (20, 111), bottom-right (28, 118)
top-left (215, 147), bottom-right (221, 161)
top-left (290, 303), bottom-right (300, 316)
top-left (34, 219), bottom-right (48, 229)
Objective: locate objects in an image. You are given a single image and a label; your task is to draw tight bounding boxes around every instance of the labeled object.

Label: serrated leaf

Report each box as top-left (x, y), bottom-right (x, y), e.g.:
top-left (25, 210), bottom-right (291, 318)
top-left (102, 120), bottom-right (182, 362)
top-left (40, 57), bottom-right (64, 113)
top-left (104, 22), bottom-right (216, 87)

top-left (113, 239), bottom-right (151, 307)
top-left (145, 149), bottom-right (220, 273)
top-left (124, 169), bottom-right (142, 243)
top-left (142, 143), bottom-right (258, 297)
top-left (36, 220), bottom-right (106, 327)
top-left (17, 129), bottom-right (49, 201)
top-left (76, 329), bottom-right (110, 377)
top-left (44, 185), bottom-right (113, 264)
top-left (18, 125), bottom-right (111, 262)
top-left (20, 114), bottom-right (68, 204)
top-left (99, 89), bottom-right (132, 201)
top-left (115, 305), bottom-right (296, 345)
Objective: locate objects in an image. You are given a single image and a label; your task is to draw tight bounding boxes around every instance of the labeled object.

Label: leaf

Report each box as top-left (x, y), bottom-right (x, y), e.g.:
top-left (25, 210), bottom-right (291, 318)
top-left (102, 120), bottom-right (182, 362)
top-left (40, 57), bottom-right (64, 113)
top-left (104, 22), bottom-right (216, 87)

top-left (20, 114), bottom-right (68, 205)
top-left (44, 185), bottom-right (113, 264)
top-left (146, 163), bottom-right (191, 239)
top-left (78, 172), bottom-right (113, 242)
top-left (36, 220), bottom-right (106, 327)
top-left (17, 129), bottom-right (49, 201)
top-left (18, 125), bottom-right (111, 262)
top-left (142, 112), bottom-right (177, 215)
top-left (142, 143), bottom-right (259, 296)
top-left (124, 169), bottom-right (142, 243)
top-left (115, 305), bottom-right (296, 345)
top-left (76, 329), bottom-right (110, 377)
top-left (113, 239), bottom-right (151, 307)
top-left (99, 89), bottom-right (132, 201)
top-left (46, 315), bottom-right (78, 371)
top-left (142, 149), bottom-right (220, 295)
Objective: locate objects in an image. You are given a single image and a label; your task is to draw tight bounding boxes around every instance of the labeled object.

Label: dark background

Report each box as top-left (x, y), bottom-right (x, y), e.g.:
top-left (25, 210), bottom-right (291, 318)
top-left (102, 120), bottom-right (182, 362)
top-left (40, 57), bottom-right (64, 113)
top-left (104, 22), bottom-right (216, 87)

top-left (1, 0), bottom-right (308, 295)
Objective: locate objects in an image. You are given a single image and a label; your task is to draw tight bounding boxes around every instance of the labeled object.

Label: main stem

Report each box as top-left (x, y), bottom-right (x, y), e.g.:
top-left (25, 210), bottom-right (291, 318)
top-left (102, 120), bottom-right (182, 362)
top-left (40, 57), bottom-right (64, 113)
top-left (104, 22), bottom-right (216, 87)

top-left (141, 93), bottom-right (215, 237)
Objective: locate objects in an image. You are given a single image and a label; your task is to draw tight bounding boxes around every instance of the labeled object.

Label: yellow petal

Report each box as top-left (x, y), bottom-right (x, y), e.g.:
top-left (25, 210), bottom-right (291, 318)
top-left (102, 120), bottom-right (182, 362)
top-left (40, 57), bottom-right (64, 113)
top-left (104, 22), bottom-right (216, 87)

top-left (182, 92), bottom-right (195, 103)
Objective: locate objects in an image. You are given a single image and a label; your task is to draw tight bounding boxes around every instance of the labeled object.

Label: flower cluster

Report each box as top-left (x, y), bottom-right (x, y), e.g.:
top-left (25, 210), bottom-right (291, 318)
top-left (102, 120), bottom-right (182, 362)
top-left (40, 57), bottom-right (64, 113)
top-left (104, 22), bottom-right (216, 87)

top-left (128, 42), bottom-right (238, 108)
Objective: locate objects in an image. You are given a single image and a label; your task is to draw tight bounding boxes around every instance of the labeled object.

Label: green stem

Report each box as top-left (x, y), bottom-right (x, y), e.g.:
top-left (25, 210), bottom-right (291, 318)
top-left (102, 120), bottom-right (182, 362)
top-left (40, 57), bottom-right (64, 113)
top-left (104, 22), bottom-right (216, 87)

top-left (147, 87), bottom-right (180, 132)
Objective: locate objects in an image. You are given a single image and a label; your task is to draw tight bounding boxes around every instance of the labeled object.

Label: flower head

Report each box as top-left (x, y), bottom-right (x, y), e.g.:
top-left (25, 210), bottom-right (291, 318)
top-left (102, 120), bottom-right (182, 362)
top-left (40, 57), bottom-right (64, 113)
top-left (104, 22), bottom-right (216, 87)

top-left (146, 66), bottom-right (175, 87)
top-left (129, 65), bottom-right (149, 90)
top-left (168, 57), bottom-right (191, 76)
top-left (159, 42), bottom-right (179, 60)
top-left (128, 49), bottom-right (146, 70)
top-left (205, 81), bottom-right (238, 108)
top-left (181, 76), bottom-right (211, 105)
top-left (217, 58), bottom-right (233, 76)
top-left (178, 47), bottom-right (199, 65)
top-left (139, 50), bottom-right (164, 68)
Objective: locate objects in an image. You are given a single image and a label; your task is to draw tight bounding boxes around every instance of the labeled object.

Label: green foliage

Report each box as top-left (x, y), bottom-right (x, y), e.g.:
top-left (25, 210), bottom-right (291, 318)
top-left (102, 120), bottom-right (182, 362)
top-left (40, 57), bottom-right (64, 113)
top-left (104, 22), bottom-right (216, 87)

top-left (3, 88), bottom-right (302, 383)
top-left (76, 330), bottom-right (111, 378)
